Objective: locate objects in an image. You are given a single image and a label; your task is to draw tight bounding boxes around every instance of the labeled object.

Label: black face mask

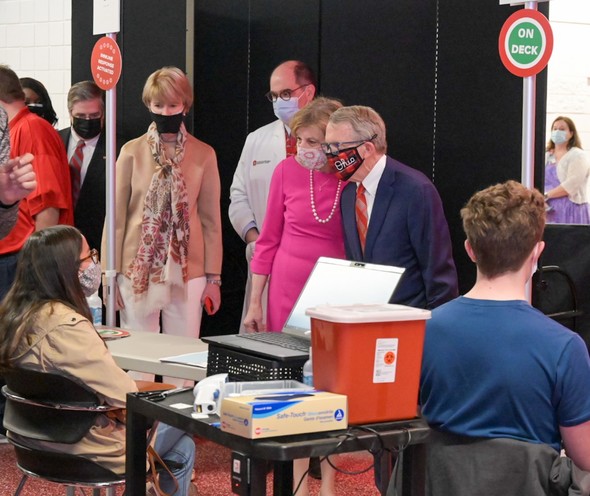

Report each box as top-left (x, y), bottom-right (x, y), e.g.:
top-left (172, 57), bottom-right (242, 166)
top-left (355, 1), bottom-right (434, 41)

top-left (72, 117), bottom-right (102, 140)
top-left (149, 111), bottom-right (184, 134)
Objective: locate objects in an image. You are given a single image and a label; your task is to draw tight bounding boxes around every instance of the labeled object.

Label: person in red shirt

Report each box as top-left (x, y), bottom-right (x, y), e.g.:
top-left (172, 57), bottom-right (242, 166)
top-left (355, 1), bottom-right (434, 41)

top-left (0, 65), bottom-right (73, 300)
top-left (0, 154), bottom-right (37, 239)
top-left (0, 105), bottom-right (37, 240)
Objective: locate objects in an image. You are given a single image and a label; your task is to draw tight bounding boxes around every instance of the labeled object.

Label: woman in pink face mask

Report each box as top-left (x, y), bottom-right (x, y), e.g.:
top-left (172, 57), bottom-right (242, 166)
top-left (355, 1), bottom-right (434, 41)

top-left (244, 97), bottom-right (345, 333)
top-left (243, 96), bottom-right (344, 496)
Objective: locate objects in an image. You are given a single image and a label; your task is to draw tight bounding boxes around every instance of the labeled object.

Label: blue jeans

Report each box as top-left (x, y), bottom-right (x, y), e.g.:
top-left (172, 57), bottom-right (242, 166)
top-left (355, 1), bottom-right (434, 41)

top-left (153, 423), bottom-right (195, 495)
top-left (0, 252), bottom-right (18, 301)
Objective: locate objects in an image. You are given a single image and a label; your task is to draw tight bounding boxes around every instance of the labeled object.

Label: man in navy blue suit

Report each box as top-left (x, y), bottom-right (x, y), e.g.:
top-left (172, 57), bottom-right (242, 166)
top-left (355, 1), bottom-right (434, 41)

top-left (324, 105), bottom-right (457, 309)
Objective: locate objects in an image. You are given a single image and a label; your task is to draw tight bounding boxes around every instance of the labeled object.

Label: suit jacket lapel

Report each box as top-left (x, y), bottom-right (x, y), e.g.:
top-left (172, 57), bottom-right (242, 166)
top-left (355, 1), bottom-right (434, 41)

top-left (78, 132), bottom-right (106, 201)
top-left (59, 128), bottom-right (72, 149)
top-left (365, 158), bottom-right (396, 257)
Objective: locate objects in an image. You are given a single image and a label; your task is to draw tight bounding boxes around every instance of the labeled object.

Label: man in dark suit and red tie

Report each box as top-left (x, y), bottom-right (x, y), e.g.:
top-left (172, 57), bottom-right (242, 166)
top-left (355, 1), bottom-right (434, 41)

top-left (59, 81), bottom-right (106, 254)
top-left (324, 105), bottom-right (458, 310)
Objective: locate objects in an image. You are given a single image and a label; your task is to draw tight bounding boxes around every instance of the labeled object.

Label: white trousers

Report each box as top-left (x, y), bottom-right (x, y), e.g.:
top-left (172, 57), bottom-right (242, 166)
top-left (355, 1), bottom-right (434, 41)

top-left (118, 274), bottom-right (206, 385)
top-left (118, 274), bottom-right (205, 337)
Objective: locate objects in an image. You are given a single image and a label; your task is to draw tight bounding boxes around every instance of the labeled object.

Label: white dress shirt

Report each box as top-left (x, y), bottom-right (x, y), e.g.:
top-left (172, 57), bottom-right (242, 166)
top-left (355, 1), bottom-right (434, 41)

top-left (357, 154), bottom-right (387, 223)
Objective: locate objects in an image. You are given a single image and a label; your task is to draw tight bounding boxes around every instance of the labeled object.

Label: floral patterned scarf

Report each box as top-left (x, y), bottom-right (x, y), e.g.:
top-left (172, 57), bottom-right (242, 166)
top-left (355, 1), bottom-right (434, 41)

top-left (125, 122), bottom-right (190, 315)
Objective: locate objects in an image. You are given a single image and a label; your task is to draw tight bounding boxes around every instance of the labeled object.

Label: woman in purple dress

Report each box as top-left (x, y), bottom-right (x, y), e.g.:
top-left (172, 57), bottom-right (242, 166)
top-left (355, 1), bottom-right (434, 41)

top-left (244, 97), bottom-right (345, 333)
top-left (544, 116), bottom-right (590, 224)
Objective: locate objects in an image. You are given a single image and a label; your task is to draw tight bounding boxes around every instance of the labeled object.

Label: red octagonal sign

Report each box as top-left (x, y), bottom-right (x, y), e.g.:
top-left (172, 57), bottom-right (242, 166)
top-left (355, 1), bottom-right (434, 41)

top-left (91, 36), bottom-right (122, 90)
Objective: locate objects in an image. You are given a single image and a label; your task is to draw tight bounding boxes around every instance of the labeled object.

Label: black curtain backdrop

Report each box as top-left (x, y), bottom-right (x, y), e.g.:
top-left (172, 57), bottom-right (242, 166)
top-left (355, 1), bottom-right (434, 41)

top-left (320, 0), bottom-right (438, 178)
top-left (538, 225), bottom-right (590, 349)
top-left (192, 0), bottom-right (321, 334)
top-left (435, 0), bottom-right (549, 293)
top-left (72, 0), bottom-right (553, 337)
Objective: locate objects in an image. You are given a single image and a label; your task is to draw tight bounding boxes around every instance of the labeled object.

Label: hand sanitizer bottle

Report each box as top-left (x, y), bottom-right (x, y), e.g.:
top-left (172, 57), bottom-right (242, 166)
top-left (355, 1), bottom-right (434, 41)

top-left (86, 291), bottom-right (103, 326)
top-left (302, 347), bottom-right (313, 387)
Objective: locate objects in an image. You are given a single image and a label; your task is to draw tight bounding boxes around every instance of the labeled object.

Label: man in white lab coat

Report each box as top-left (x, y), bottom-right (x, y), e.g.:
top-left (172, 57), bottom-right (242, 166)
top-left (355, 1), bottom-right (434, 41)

top-left (228, 60), bottom-right (316, 332)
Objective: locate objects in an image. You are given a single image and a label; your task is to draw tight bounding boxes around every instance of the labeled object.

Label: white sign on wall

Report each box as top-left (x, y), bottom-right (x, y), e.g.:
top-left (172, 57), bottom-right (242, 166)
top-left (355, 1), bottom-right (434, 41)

top-left (93, 0), bottom-right (120, 35)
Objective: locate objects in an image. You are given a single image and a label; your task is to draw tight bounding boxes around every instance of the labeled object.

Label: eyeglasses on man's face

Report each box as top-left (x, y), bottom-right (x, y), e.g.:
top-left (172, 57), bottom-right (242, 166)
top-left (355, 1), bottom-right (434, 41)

top-left (320, 134), bottom-right (377, 155)
top-left (265, 84), bottom-right (310, 103)
top-left (80, 248), bottom-right (99, 265)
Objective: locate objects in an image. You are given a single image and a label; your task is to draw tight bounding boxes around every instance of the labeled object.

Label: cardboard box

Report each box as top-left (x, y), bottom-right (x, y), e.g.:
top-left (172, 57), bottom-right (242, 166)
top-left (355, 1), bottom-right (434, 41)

top-left (220, 390), bottom-right (347, 439)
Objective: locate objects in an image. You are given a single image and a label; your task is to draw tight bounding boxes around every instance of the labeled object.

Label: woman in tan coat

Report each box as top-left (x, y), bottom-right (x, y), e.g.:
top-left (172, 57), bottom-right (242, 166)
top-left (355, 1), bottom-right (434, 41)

top-left (106, 66), bottom-right (222, 340)
top-left (0, 226), bottom-right (196, 495)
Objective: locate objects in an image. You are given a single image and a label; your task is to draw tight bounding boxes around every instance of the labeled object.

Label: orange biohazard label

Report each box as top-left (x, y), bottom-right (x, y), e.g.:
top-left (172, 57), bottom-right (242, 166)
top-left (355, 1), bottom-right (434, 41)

top-left (384, 351), bottom-right (396, 365)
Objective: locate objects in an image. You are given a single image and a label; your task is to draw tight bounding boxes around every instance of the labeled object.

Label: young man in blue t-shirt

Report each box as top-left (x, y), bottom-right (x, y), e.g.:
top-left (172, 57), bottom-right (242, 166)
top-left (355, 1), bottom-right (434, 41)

top-left (420, 180), bottom-right (590, 472)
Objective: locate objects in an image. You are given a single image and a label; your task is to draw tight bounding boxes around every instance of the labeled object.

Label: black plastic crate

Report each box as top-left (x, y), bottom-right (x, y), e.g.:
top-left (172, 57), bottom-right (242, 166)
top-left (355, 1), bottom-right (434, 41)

top-left (206, 344), bottom-right (305, 382)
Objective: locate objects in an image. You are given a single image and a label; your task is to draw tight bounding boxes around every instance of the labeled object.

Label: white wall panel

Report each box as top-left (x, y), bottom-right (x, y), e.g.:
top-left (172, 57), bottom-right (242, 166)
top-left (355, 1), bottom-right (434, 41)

top-left (0, 0), bottom-right (71, 127)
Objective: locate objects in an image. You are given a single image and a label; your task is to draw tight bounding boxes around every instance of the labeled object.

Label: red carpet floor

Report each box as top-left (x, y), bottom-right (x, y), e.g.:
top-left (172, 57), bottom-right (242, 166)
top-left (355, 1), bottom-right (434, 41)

top-left (0, 437), bottom-right (381, 495)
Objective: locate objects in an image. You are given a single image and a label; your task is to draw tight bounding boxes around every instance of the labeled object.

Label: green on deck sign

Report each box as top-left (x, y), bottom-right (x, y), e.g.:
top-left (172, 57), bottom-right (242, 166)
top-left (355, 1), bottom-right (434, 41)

top-left (498, 9), bottom-right (553, 77)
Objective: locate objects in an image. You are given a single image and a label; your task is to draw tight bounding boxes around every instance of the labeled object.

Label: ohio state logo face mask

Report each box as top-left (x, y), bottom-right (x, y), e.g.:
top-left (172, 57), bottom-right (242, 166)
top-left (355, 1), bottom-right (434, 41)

top-left (326, 146), bottom-right (364, 181)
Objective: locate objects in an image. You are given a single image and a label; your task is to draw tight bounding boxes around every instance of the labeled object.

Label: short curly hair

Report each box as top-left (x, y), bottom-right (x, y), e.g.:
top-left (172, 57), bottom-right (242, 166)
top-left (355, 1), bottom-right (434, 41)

top-left (461, 180), bottom-right (545, 278)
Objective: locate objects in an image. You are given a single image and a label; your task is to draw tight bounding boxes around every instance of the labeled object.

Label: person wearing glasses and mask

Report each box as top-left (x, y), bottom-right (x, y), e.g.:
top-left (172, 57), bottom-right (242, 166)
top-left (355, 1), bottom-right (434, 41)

top-left (0, 226), bottom-right (197, 495)
top-left (243, 98), bottom-right (344, 494)
top-left (59, 81), bottom-right (107, 254)
top-left (229, 60), bottom-right (316, 333)
top-left (324, 106), bottom-right (457, 310)
top-left (105, 67), bottom-right (222, 357)
top-left (244, 97), bottom-right (345, 334)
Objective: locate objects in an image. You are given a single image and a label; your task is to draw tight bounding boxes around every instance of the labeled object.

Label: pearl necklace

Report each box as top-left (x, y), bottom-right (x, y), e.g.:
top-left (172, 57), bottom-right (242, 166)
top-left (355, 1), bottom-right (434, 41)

top-left (309, 170), bottom-right (342, 224)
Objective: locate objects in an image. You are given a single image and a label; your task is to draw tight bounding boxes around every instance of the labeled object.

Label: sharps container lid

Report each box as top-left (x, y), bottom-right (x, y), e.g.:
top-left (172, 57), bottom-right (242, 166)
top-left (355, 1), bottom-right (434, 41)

top-left (306, 303), bottom-right (431, 323)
